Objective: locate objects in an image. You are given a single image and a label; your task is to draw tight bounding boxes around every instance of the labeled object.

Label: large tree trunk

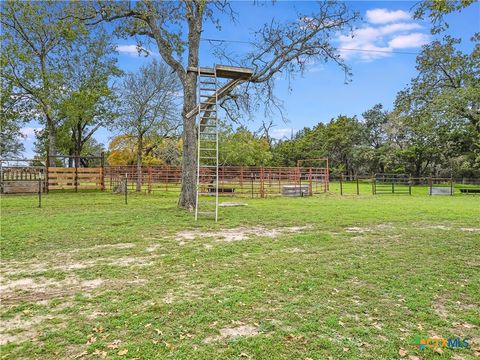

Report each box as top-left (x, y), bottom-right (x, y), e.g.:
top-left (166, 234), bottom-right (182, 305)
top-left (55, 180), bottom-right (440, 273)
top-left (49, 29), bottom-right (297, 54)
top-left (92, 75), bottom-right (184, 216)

top-left (178, 71), bottom-right (197, 209)
top-left (136, 134), bottom-right (143, 192)
top-left (47, 121), bottom-right (57, 167)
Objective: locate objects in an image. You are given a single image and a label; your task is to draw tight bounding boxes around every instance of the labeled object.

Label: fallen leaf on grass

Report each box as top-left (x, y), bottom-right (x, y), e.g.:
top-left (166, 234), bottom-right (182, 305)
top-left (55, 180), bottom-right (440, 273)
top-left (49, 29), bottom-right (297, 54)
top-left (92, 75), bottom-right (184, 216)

top-left (118, 349), bottom-right (128, 356)
top-left (155, 328), bottom-right (163, 336)
top-left (93, 326), bottom-right (104, 333)
top-left (408, 356), bottom-right (421, 360)
top-left (343, 347), bottom-right (350, 352)
top-left (399, 348), bottom-right (408, 357)
top-left (433, 347), bottom-right (443, 355)
top-left (93, 349), bottom-right (107, 358)
top-left (73, 351), bottom-right (88, 359)
top-left (107, 339), bottom-right (121, 349)
top-left (165, 342), bottom-right (175, 351)
top-left (284, 334), bottom-right (304, 341)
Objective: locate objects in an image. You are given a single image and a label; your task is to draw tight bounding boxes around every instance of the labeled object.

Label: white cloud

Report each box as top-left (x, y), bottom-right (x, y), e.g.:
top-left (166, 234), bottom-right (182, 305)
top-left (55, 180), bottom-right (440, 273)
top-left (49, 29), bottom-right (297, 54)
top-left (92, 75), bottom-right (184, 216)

top-left (116, 44), bottom-right (158, 57)
top-left (271, 128), bottom-right (295, 140)
top-left (388, 33), bottom-right (430, 49)
top-left (20, 127), bottom-right (42, 140)
top-left (366, 8), bottom-right (411, 24)
top-left (337, 10), bottom-right (429, 62)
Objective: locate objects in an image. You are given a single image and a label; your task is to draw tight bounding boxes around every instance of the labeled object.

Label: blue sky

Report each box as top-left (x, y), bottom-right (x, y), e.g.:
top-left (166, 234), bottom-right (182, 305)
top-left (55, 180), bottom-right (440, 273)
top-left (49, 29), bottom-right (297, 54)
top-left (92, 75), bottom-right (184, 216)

top-left (21, 1), bottom-right (480, 157)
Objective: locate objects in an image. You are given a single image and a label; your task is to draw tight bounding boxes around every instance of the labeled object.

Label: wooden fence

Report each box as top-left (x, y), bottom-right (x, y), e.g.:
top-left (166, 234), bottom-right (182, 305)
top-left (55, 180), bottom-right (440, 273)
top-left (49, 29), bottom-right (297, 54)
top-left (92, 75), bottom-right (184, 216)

top-left (47, 167), bottom-right (104, 191)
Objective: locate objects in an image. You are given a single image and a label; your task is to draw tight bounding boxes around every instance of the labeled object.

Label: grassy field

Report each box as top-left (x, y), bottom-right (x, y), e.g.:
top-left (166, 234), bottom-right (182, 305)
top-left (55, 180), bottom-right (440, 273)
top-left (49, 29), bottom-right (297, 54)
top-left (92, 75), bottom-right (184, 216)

top-left (1, 191), bottom-right (479, 359)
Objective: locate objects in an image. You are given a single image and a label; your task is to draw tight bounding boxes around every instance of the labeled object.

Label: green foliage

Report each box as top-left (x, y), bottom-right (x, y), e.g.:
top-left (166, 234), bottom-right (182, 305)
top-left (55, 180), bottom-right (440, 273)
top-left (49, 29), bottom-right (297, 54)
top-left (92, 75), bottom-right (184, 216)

top-left (56, 28), bottom-right (121, 160)
top-left (413, 0), bottom-right (476, 34)
top-left (0, 78), bottom-right (25, 158)
top-left (1, 0), bottom-right (86, 125)
top-left (219, 127), bottom-right (272, 166)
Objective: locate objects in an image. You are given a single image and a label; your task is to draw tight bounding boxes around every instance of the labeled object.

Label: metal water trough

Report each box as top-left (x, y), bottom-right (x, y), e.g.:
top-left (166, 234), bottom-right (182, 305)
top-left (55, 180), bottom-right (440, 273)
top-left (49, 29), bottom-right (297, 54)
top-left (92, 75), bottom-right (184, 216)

top-left (430, 187), bottom-right (453, 195)
top-left (282, 184), bottom-right (310, 197)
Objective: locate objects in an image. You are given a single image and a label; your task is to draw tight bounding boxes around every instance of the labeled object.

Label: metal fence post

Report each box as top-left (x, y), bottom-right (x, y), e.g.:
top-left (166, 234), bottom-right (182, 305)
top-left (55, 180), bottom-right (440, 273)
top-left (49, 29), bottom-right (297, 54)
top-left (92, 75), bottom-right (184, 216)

top-left (260, 167), bottom-right (265, 198)
top-left (38, 174), bottom-right (42, 208)
top-left (309, 168), bottom-right (313, 196)
top-left (251, 172), bottom-right (254, 199)
top-left (100, 152), bottom-right (105, 191)
top-left (125, 173), bottom-right (128, 205)
top-left (45, 157), bottom-right (49, 193)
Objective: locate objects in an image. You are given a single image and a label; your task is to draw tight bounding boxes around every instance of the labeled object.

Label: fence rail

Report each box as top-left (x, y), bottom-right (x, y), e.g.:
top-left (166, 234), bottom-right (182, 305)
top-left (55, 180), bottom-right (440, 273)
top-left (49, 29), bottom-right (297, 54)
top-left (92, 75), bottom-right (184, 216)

top-left (47, 167), bottom-right (103, 191)
top-left (105, 165), bottom-right (329, 197)
top-left (3, 163), bottom-right (480, 196)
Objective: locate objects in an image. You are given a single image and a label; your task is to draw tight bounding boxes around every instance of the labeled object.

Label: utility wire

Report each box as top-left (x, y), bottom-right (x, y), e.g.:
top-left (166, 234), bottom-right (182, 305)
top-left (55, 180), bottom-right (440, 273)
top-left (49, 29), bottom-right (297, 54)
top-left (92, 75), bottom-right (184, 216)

top-left (201, 37), bottom-right (420, 55)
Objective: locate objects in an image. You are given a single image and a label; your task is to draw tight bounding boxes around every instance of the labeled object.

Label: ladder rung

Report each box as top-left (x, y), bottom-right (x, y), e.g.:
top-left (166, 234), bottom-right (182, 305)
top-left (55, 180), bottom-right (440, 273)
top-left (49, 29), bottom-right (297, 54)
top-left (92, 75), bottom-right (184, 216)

top-left (201, 165), bottom-right (217, 168)
top-left (200, 94), bottom-right (215, 98)
top-left (200, 132), bottom-right (217, 135)
top-left (200, 124), bottom-right (216, 127)
top-left (197, 211), bottom-right (216, 215)
top-left (200, 81), bottom-right (216, 84)
top-left (200, 156), bottom-right (216, 159)
top-left (199, 88), bottom-right (216, 91)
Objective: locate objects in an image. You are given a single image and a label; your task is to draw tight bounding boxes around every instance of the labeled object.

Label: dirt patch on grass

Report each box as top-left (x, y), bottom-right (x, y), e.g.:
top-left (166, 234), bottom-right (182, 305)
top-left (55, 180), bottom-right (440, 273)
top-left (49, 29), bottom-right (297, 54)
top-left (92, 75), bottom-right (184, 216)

top-left (1, 276), bottom-right (147, 305)
top-left (203, 324), bottom-right (259, 343)
top-left (282, 247), bottom-right (304, 253)
top-left (70, 243), bottom-right (136, 252)
top-left (460, 227), bottom-right (480, 233)
top-left (1, 277), bottom-right (104, 304)
top-left (1, 314), bottom-right (48, 345)
top-left (2, 255), bottom-right (155, 277)
top-left (432, 296), bottom-right (448, 319)
top-left (345, 223), bottom-right (396, 234)
top-left (176, 225), bottom-right (311, 243)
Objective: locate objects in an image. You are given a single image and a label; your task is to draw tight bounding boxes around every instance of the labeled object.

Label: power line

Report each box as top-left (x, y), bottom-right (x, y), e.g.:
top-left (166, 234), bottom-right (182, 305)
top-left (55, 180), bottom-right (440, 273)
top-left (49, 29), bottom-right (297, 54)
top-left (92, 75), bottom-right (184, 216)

top-left (201, 37), bottom-right (420, 55)
top-left (337, 47), bottom-right (419, 55)
top-left (202, 38), bottom-right (252, 44)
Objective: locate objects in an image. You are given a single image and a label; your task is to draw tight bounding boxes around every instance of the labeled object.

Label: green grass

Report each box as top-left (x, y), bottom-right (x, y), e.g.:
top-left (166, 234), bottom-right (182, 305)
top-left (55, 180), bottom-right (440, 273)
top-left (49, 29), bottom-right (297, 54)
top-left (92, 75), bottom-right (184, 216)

top-left (1, 191), bottom-right (479, 359)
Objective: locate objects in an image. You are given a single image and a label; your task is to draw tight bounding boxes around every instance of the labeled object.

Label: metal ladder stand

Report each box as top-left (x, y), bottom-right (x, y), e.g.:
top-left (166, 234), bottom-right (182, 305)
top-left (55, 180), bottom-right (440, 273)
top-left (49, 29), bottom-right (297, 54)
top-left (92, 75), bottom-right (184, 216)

top-left (195, 67), bottom-right (219, 221)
